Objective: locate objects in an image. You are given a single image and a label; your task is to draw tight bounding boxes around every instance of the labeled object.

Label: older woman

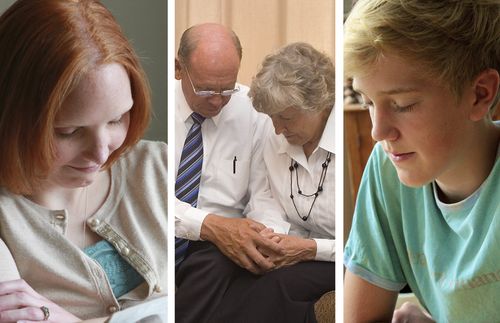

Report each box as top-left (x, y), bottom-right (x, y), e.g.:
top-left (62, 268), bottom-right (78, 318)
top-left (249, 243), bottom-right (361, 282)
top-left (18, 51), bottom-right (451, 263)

top-left (249, 41), bottom-right (334, 264)
top-left (0, 0), bottom-right (166, 322)
top-left (209, 42), bottom-right (334, 323)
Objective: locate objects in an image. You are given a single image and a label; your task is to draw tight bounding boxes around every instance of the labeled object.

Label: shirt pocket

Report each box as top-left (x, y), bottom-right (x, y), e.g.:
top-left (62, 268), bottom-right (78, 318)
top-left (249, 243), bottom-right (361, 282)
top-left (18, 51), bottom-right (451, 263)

top-left (213, 157), bottom-right (251, 206)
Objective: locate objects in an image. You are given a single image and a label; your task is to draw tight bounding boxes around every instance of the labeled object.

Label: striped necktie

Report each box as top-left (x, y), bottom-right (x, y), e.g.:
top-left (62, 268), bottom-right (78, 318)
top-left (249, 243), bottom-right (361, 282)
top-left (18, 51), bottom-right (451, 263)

top-left (175, 112), bottom-right (205, 269)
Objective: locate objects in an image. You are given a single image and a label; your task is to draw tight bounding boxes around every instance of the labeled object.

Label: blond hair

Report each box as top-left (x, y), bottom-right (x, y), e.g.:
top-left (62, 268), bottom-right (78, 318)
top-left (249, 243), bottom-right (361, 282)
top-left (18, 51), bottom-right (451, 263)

top-left (345, 0), bottom-right (500, 110)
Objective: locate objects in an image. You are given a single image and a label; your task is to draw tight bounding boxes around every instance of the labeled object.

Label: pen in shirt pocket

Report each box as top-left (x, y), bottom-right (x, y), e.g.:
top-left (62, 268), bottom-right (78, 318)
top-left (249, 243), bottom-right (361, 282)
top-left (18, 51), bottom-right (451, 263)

top-left (233, 156), bottom-right (237, 174)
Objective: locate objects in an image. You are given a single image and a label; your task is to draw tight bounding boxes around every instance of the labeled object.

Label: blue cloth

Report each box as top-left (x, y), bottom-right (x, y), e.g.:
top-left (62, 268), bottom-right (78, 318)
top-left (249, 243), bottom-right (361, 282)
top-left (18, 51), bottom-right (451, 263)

top-left (84, 240), bottom-right (144, 298)
top-left (345, 141), bottom-right (500, 323)
top-left (175, 112), bottom-right (205, 269)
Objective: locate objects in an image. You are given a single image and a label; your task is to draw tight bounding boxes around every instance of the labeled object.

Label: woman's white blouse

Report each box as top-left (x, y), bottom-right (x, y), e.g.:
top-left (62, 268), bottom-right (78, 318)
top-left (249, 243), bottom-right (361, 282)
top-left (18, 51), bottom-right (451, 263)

top-left (260, 110), bottom-right (335, 262)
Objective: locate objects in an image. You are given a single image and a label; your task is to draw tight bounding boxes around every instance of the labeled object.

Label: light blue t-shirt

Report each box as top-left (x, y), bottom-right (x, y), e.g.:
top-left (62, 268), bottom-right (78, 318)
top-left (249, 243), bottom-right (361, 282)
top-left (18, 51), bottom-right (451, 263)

top-left (345, 139), bottom-right (500, 323)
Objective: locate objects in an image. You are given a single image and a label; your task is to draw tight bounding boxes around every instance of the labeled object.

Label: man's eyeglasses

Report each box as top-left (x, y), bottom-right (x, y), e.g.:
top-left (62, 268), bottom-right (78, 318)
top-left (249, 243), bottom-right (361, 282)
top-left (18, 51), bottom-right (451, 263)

top-left (184, 67), bottom-right (240, 97)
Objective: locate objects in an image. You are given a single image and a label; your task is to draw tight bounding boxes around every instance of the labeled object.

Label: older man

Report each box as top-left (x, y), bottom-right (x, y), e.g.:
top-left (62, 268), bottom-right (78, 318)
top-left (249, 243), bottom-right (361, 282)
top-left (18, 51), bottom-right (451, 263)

top-left (174, 23), bottom-right (289, 323)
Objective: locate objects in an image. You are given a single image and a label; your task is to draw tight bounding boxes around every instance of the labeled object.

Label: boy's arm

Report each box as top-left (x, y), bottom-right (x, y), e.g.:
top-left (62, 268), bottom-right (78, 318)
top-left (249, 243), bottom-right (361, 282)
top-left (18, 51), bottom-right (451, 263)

top-left (344, 269), bottom-right (398, 323)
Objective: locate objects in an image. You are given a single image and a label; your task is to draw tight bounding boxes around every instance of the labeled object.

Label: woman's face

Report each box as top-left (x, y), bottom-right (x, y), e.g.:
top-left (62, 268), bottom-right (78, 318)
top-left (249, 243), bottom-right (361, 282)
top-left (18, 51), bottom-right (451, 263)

top-left (352, 53), bottom-right (476, 188)
top-left (50, 63), bottom-right (133, 188)
top-left (270, 106), bottom-right (329, 148)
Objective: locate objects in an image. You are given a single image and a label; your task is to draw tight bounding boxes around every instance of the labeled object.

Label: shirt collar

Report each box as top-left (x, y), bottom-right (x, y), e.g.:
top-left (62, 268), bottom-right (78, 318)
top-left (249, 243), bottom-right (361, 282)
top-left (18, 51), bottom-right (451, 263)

top-left (276, 106), bottom-right (335, 158)
top-left (175, 80), bottom-right (192, 123)
top-left (276, 135), bottom-right (303, 158)
top-left (318, 107), bottom-right (335, 154)
top-left (175, 79), bottom-right (227, 128)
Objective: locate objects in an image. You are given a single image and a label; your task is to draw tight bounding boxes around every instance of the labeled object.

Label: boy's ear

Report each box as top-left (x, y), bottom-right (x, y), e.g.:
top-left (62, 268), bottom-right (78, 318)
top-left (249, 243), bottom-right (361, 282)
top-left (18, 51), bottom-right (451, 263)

top-left (469, 68), bottom-right (499, 121)
top-left (175, 58), bottom-right (182, 80)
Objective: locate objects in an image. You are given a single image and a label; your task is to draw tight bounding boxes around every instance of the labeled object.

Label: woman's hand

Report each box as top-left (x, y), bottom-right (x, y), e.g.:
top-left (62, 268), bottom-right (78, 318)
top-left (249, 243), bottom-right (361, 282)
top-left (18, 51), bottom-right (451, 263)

top-left (258, 228), bottom-right (281, 243)
top-left (392, 302), bottom-right (435, 323)
top-left (0, 279), bottom-right (81, 323)
top-left (258, 233), bottom-right (317, 269)
top-left (201, 215), bottom-right (284, 274)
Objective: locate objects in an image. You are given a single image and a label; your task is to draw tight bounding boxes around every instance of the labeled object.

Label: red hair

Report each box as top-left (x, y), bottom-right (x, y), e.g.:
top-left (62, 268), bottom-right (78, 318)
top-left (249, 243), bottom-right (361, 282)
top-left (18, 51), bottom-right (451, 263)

top-left (0, 0), bottom-right (151, 194)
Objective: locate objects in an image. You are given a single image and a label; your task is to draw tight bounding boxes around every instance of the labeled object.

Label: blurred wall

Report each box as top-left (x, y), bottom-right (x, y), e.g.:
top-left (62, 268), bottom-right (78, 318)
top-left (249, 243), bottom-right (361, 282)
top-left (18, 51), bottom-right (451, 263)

top-left (0, 0), bottom-right (167, 142)
top-left (175, 0), bottom-right (335, 86)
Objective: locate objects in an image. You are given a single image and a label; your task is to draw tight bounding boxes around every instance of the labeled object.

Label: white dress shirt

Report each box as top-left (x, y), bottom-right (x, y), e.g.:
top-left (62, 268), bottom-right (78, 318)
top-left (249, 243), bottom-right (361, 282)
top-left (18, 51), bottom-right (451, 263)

top-left (175, 80), bottom-right (289, 241)
top-left (259, 109), bottom-right (335, 262)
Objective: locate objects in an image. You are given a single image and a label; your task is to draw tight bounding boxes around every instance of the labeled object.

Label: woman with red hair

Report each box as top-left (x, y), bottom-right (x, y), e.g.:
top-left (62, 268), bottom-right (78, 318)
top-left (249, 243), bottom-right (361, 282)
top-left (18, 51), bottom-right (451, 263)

top-left (0, 0), bottom-right (167, 321)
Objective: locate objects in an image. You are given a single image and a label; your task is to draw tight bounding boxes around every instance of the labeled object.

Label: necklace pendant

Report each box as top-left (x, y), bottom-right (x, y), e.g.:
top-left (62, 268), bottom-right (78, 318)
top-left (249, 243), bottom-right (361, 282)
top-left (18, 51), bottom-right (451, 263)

top-left (289, 152), bottom-right (331, 223)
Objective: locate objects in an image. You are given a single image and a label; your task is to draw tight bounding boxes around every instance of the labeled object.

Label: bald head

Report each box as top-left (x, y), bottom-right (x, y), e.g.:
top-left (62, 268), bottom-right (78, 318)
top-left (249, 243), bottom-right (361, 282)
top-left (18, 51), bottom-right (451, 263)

top-left (175, 23), bottom-right (242, 118)
top-left (177, 23), bottom-right (242, 67)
